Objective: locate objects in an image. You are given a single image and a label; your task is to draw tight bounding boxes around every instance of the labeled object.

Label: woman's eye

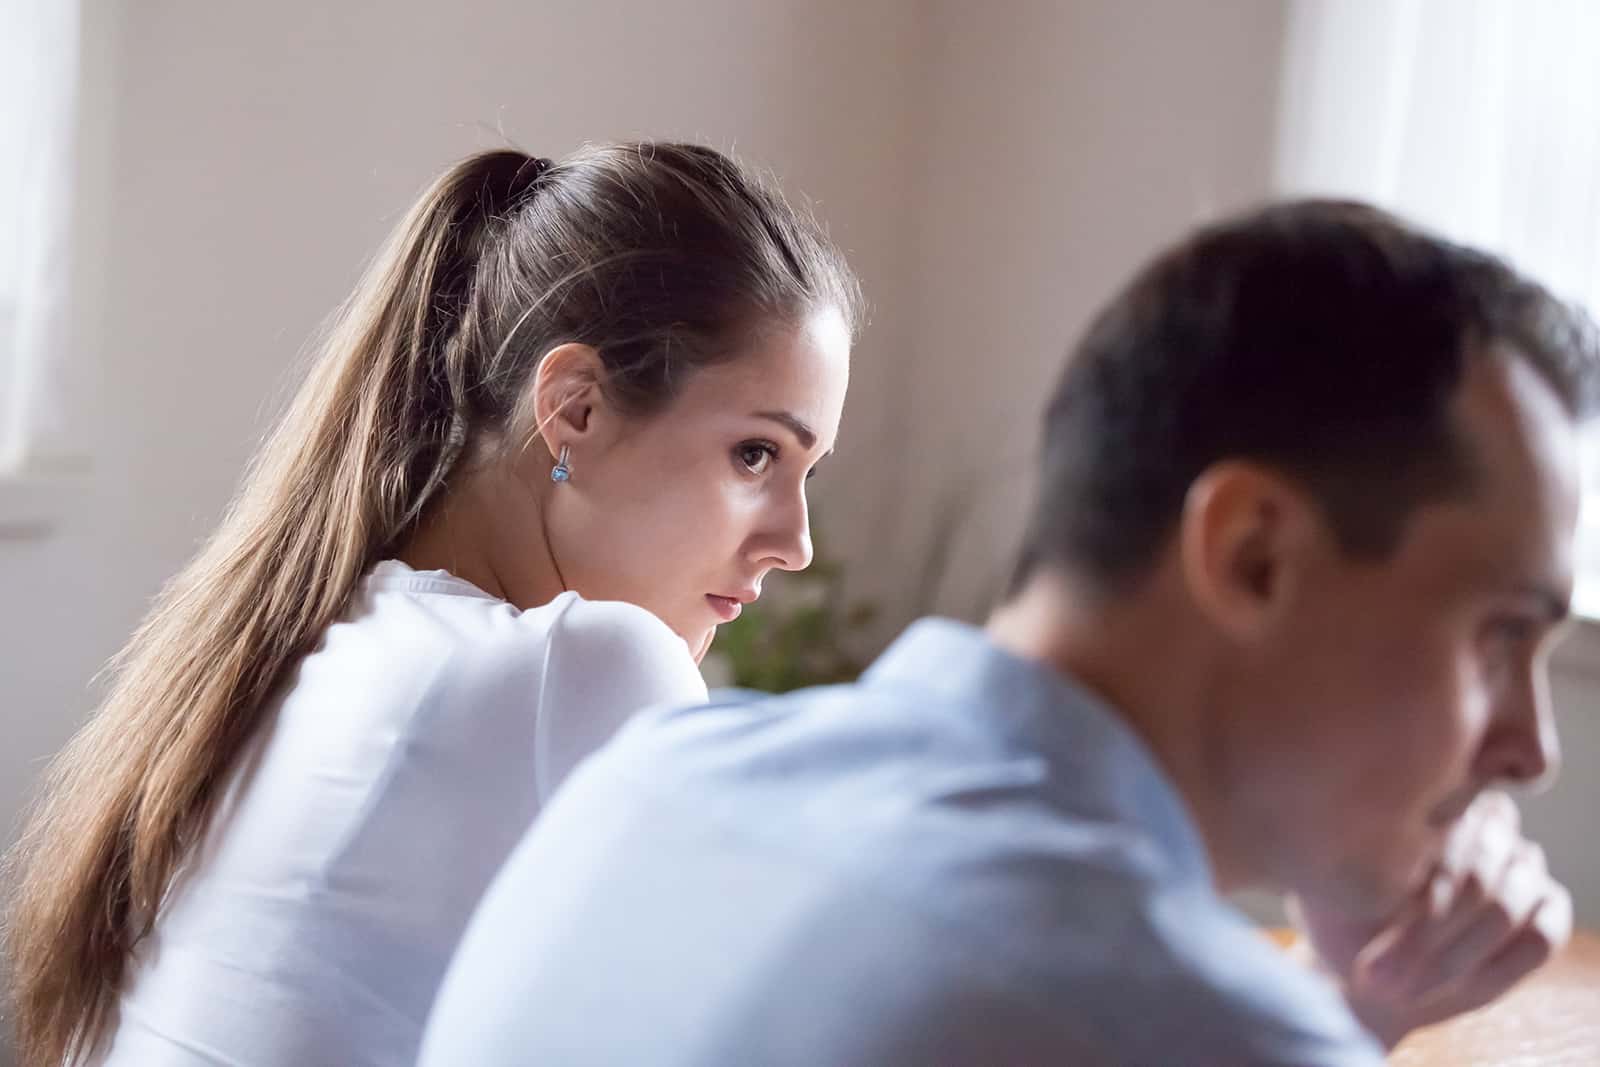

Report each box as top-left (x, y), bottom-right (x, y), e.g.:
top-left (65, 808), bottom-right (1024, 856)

top-left (737, 443), bottom-right (776, 475)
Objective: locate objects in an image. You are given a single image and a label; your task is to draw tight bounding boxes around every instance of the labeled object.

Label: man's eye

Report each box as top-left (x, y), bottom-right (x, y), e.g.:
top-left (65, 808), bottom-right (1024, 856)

top-left (1490, 616), bottom-right (1539, 645)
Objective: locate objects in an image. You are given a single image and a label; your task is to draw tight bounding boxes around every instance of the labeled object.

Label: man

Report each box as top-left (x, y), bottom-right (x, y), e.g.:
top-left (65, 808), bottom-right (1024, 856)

top-left (420, 202), bottom-right (1595, 1064)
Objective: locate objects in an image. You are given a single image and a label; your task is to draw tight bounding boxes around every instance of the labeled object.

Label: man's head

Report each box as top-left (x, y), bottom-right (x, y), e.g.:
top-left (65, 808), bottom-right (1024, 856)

top-left (1010, 201), bottom-right (1600, 916)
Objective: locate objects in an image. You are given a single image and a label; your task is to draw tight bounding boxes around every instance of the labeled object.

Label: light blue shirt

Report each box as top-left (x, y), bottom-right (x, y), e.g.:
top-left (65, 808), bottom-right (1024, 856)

top-left (421, 619), bottom-right (1385, 1066)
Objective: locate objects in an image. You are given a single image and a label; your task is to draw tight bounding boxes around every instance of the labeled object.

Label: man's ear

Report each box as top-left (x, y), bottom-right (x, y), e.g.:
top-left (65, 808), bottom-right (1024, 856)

top-left (528, 343), bottom-right (610, 459)
top-left (1177, 461), bottom-right (1321, 643)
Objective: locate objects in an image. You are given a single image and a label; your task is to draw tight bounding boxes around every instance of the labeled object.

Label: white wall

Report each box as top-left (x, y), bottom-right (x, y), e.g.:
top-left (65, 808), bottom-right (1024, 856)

top-left (7, 4), bottom-right (1600, 1060)
top-left (887, 0), bottom-right (1291, 622)
top-left (886, 0), bottom-right (1600, 935)
top-left (1261, 0), bottom-right (1600, 934)
top-left (7, 0), bottom-right (1308, 864)
top-left (0, 4), bottom-right (925, 1060)
top-left (1523, 635), bottom-right (1600, 923)
top-left (0, 0), bottom-right (925, 820)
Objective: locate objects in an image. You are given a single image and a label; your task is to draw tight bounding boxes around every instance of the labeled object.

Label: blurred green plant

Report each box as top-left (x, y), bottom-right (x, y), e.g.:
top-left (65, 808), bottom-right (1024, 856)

top-left (709, 483), bottom-right (985, 693)
top-left (710, 528), bottom-right (879, 693)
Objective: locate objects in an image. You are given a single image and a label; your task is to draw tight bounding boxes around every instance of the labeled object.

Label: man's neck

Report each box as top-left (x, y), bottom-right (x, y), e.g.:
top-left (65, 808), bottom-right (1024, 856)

top-left (985, 568), bottom-right (1257, 894)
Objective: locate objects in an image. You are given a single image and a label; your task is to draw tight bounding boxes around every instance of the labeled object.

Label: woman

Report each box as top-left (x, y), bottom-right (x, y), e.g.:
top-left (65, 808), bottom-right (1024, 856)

top-left (4, 142), bottom-right (860, 1067)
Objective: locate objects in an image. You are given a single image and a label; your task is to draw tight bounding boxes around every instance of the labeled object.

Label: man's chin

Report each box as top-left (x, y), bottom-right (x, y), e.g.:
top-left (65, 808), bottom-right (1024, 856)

top-left (1353, 848), bottom-right (1440, 923)
top-left (1305, 854), bottom-right (1431, 927)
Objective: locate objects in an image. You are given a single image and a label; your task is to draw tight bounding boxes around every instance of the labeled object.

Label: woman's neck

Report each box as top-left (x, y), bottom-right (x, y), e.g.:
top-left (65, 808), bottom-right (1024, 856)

top-left (395, 461), bottom-right (567, 610)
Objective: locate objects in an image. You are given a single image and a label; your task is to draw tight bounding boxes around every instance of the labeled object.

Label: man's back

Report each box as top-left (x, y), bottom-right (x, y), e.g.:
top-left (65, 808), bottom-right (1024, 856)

top-left (420, 619), bottom-right (1382, 1065)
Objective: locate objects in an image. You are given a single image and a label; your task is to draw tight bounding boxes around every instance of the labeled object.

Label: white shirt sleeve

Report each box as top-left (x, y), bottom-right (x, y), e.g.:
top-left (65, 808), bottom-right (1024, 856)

top-left (532, 597), bottom-right (708, 804)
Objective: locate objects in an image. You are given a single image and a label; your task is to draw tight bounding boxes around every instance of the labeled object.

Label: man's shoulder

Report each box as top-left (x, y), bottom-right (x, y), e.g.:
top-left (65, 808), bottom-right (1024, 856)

top-left (601, 676), bottom-right (1009, 796)
top-left (507, 674), bottom-right (1385, 1067)
top-left (1050, 888), bottom-right (1384, 1064)
top-left (589, 692), bottom-right (1379, 1063)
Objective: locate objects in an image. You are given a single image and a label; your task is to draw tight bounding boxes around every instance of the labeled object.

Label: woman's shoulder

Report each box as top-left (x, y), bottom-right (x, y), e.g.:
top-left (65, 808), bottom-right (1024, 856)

top-left (547, 596), bottom-right (689, 661)
top-left (531, 596), bottom-right (708, 801)
top-left (542, 595), bottom-right (705, 699)
top-left (350, 562), bottom-right (704, 701)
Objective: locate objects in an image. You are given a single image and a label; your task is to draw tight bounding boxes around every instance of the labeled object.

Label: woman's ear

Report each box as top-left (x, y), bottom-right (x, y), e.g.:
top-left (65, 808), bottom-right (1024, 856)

top-left (529, 343), bottom-right (608, 457)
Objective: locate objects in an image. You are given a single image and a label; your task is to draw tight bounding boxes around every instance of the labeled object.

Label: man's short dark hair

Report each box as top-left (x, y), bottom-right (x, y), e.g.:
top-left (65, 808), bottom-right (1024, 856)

top-left (1013, 200), bottom-right (1600, 593)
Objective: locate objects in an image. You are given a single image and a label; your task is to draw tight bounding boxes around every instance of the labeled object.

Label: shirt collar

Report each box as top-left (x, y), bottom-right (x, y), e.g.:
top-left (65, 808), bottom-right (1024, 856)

top-left (863, 617), bottom-right (1214, 885)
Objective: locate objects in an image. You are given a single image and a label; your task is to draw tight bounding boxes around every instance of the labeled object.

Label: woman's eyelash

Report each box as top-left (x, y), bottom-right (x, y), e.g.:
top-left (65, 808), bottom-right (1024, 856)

top-left (737, 441), bottom-right (780, 471)
top-left (735, 440), bottom-right (825, 480)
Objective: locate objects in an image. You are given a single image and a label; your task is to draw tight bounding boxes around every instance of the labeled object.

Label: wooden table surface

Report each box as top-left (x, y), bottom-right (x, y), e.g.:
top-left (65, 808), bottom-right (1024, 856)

top-left (1387, 929), bottom-right (1600, 1066)
top-left (1269, 928), bottom-right (1600, 1065)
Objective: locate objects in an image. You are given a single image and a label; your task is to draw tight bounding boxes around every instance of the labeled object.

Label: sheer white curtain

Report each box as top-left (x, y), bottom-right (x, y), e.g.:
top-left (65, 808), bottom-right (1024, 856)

top-left (1275, 0), bottom-right (1600, 617)
top-left (1, 0), bottom-right (84, 475)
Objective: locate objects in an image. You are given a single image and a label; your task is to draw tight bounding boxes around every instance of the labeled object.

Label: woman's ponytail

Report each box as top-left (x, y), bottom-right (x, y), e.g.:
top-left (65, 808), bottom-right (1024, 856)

top-left (2, 149), bottom-right (537, 1067)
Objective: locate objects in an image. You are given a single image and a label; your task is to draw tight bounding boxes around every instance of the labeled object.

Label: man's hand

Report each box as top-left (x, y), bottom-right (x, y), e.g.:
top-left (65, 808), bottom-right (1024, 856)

top-left (1291, 792), bottom-right (1572, 1048)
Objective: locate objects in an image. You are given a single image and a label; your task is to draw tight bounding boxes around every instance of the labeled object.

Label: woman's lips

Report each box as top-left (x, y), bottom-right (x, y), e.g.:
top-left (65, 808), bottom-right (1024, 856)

top-left (706, 594), bottom-right (743, 622)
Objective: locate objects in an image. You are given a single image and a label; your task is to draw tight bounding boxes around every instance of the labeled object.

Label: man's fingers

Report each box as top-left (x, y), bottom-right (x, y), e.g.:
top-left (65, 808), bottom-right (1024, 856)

top-left (1438, 798), bottom-right (1488, 886)
top-left (1416, 933), bottom-right (1547, 1022)
top-left (1409, 846), bottom-right (1546, 994)
top-left (1363, 809), bottom-right (1536, 1004)
top-left (1325, 795), bottom-right (1565, 1045)
top-left (1431, 878), bottom-right (1571, 1014)
top-left (1488, 790), bottom-right (1521, 834)
top-left (1356, 893), bottom-right (1435, 989)
top-left (1362, 819), bottom-right (1533, 994)
top-left (1432, 888), bottom-right (1569, 1014)
top-left (1436, 793), bottom-right (1520, 907)
top-left (1530, 880), bottom-right (1574, 951)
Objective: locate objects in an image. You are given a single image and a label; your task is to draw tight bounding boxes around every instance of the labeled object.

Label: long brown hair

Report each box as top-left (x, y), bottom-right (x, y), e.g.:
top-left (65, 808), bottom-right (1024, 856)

top-left (2, 142), bottom-right (861, 1066)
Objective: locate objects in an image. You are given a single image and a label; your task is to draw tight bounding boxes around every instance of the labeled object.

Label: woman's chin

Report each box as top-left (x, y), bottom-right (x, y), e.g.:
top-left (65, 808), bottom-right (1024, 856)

top-left (689, 627), bottom-right (716, 664)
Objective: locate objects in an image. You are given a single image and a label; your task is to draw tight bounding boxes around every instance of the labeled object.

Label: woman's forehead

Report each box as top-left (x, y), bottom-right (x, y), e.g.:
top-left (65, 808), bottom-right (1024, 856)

top-left (672, 315), bottom-right (850, 431)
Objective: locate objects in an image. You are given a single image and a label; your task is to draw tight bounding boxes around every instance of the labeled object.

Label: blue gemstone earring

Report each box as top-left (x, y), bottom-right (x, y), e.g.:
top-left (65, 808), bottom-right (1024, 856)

top-left (550, 444), bottom-right (572, 484)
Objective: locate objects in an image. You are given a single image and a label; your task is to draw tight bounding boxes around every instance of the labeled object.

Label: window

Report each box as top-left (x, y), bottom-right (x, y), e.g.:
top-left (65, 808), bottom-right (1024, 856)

top-left (1276, 0), bottom-right (1600, 618)
top-left (1, 0), bottom-right (85, 533)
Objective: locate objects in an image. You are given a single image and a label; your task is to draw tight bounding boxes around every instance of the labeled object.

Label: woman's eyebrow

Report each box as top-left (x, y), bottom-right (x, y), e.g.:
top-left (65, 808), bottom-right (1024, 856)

top-left (752, 410), bottom-right (817, 450)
